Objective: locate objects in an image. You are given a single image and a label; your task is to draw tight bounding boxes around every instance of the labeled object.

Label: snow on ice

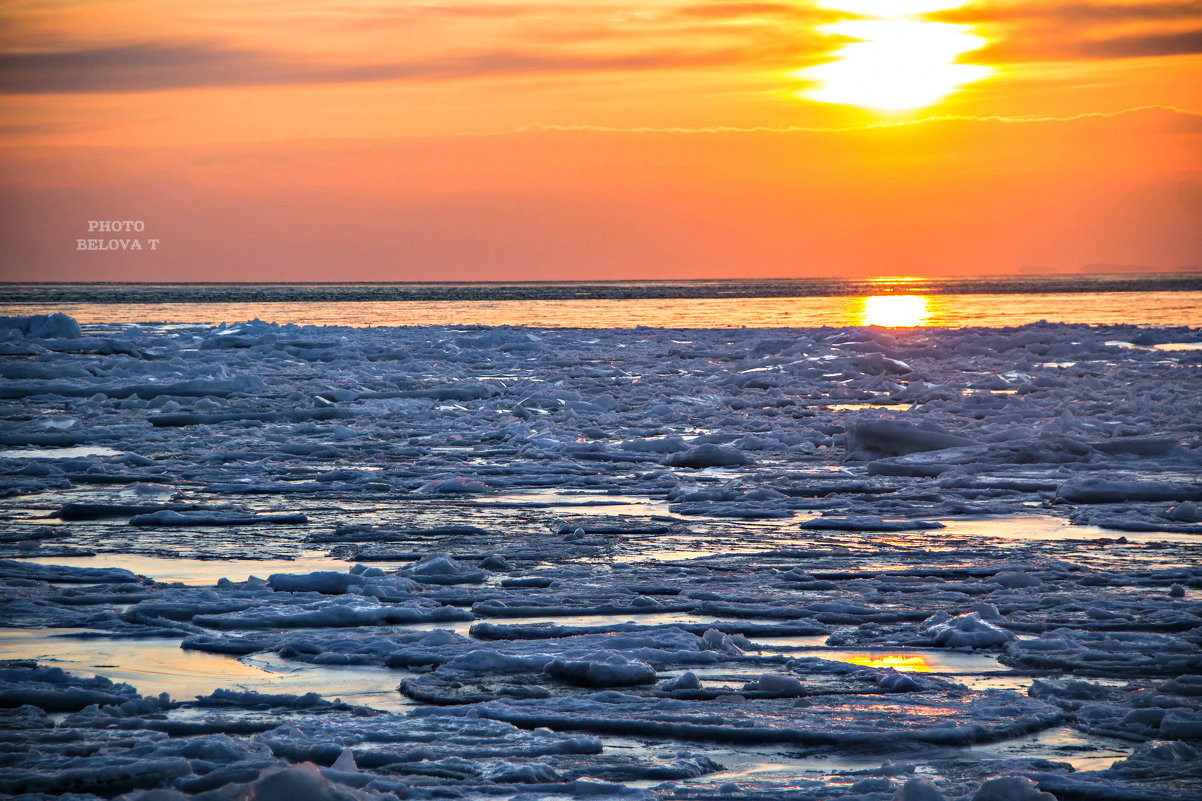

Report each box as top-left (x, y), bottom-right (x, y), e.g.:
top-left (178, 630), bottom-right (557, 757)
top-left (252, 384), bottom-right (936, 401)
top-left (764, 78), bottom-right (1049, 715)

top-left (1, 316), bottom-right (1201, 800)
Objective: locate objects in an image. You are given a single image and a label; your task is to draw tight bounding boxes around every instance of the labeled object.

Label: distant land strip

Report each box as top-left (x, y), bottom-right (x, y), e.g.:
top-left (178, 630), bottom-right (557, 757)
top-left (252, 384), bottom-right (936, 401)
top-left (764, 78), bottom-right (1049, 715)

top-left (2, 274), bottom-right (1201, 305)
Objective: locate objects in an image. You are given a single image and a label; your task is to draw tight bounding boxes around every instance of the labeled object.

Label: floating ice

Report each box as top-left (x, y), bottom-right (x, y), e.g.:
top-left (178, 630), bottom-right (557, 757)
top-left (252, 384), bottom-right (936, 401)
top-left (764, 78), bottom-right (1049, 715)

top-left (2, 315), bottom-right (1202, 799)
top-left (921, 612), bottom-right (1016, 649)
top-left (0, 313), bottom-right (82, 339)
top-left (544, 651), bottom-right (658, 687)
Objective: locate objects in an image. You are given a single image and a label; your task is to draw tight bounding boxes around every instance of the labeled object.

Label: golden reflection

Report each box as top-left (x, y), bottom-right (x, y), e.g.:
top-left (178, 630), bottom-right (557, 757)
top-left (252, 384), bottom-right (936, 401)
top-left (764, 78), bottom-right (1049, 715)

top-left (799, 0), bottom-right (992, 112)
top-left (842, 652), bottom-right (934, 672)
top-left (869, 275), bottom-right (923, 287)
top-left (861, 295), bottom-right (930, 327)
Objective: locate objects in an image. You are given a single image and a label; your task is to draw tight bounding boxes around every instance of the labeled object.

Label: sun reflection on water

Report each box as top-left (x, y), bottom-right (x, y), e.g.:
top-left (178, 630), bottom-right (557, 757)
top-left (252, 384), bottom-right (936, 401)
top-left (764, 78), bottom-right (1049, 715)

top-left (861, 295), bottom-right (930, 327)
top-left (841, 652), bottom-right (934, 672)
top-left (799, 0), bottom-right (993, 112)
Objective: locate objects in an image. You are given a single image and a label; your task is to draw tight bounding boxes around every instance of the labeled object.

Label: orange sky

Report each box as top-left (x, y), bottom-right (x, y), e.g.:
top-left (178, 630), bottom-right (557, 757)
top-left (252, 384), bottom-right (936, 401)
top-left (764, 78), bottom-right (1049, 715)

top-left (1, 0), bottom-right (1200, 281)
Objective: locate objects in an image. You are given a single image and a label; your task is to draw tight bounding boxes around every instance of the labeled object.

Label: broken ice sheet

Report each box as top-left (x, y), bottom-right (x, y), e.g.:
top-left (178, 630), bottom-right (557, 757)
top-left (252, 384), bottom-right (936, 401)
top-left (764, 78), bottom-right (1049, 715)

top-left (1, 316), bottom-right (1201, 799)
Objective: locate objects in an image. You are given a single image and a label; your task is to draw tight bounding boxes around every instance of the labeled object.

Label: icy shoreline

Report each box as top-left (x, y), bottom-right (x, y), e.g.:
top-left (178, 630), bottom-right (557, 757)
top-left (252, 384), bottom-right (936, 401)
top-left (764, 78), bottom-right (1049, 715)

top-left (1, 315), bottom-right (1201, 800)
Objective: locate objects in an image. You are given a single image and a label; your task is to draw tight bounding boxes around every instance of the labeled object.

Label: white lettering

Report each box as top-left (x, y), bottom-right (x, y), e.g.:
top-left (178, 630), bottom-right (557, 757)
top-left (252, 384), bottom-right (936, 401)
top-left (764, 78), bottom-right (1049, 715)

top-left (78, 224), bottom-right (155, 250)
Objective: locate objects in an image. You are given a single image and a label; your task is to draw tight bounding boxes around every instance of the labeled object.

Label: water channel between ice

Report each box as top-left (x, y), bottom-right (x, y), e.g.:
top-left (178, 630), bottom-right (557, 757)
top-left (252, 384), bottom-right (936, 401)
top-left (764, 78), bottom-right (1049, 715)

top-left (3, 509), bottom-right (1172, 780)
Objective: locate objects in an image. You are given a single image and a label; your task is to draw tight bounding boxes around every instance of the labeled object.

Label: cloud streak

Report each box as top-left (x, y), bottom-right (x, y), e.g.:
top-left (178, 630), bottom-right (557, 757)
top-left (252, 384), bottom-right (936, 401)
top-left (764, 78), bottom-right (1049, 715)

top-left (937, 1), bottom-right (1202, 24)
top-left (942, 0), bottom-right (1202, 62)
top-left (0, 39), bottom-right (797, 95)
top-left (514, 104), bottom-right (1202, 134)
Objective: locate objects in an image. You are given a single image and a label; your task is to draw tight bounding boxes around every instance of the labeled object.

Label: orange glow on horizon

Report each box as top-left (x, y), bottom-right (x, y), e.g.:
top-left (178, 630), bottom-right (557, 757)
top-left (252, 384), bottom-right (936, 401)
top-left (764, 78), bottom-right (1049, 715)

top-left (0, 1), bottom-right (1198, 282)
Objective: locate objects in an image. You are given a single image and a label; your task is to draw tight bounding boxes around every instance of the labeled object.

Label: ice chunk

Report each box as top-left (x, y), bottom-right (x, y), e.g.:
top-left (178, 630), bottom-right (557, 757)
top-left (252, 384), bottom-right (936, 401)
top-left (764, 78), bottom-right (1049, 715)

top-left (0, 559), bottom-right (140, 584)
top-left (1093, 437), bottom-right (1181, 457)
top-left (799, 516), bottom-right (944, 532)
top-left (845, 419), bottom-right (976, 461)
top-left (193, 596), bottom-right (472, 628)
top-left (1057, 477), bottom-right (1202, 504)
top-left (544, 650), bottom-right (657, 686)
top-left (1004, 629), bottom-right (1202, 676)
top-left (267, 571), bottom-right (364, 594)
top-left (1159, 709), bottom-right (1202, 739)
top-left (444, 649), bottom-right (553, 673)
top-left (665, 443), bottom-right (749, 468)
top-left (921, 612), bottom-right (1015, 648)
top-left (129, 510), bottom-right (308, 526)
top-left (741, 673), bottom-right (805, 697)
top-left (970, 776), bottom-right (1056, 801)
top-left (659, 672), bottom-right (701, 692)
top-left (249, 762), bottom-right (343, 801)
top-left (418, 477), bottom-right (490, 494)
top-left (1159, 675), bottom-right (1202, 696)
top-left (0, 313), bottom-right (81, 339)
top-left (1167, 501), bottom-right (1200, 522)
top-left (1140, 740), bottom-right (1199, 762)
top-left (402, 552), bottom-right (487, 584)
top-left (330, 747), bottom-right (357, 772)
top-left (0, 663), bottom-right (140, 711)
top-left (990, 571), bottom-right (1042, 589)
top-left (893, 777), bottom-right (946, 801)
top-left (878, 671), bottom-right (922, 692)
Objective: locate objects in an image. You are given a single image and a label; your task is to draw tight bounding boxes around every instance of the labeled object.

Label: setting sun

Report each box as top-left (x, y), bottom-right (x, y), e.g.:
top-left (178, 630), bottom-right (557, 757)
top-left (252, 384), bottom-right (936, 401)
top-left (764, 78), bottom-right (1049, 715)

top-left (800, 0), bottom-right (992, 112)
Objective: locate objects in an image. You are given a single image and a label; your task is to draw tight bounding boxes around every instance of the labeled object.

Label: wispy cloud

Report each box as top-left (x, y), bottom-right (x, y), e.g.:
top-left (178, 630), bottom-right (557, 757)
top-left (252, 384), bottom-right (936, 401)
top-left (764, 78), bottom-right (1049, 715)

top-left (0, 1), bottom-right (834, 96)
top-left (515, 104), bottom-right (1202, 134)
top-left (937, 1), bottom-right (1202, 25)
top-left (1075, 28), bottom-right (1202, 59)
top-left (941, 0), bottom-right (1202, 62)
top-left (0, 38), bottom-right (798, 95)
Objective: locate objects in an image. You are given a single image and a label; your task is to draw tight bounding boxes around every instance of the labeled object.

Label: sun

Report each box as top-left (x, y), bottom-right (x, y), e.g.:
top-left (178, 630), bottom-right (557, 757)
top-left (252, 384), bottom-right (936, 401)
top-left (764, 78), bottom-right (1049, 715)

top-left (798, 0), bottom-right (993, 113)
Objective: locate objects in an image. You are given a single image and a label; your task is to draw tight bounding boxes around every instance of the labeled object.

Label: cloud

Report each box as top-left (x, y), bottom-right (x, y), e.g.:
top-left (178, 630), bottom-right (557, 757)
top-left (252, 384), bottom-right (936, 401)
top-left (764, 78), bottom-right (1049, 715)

top-left (940, 1), bottom-right (1202, 63)
top-left (1076, 27), bottom-right (1202, 59)
top-left (674, 3), bottom-right (814, 20)
top-left (0, 42), bottom-right (274, 93)
top-left (937, 1), bottom-right (1202, 25)
top-left (977, 26), bottom-right (1202, 62)
top-left (515, 104), bottom-right (1202, 133)
top-left (0, 39), bottom-right (796, 95)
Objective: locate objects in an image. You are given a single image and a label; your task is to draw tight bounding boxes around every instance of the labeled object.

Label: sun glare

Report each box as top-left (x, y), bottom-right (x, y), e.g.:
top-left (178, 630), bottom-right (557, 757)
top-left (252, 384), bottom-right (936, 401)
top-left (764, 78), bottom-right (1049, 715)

top-left (861, 295), bottom-right (930, 327)
top-left (799, 1), bottom-right (992, 112)
top-left (817, 0), bottom-right (967, 17)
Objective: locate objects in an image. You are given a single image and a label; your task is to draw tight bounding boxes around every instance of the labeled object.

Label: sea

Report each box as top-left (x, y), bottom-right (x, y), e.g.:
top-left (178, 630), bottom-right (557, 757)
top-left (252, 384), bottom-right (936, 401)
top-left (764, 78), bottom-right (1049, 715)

top-left (3, 272), bottom-right (1202, 328)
